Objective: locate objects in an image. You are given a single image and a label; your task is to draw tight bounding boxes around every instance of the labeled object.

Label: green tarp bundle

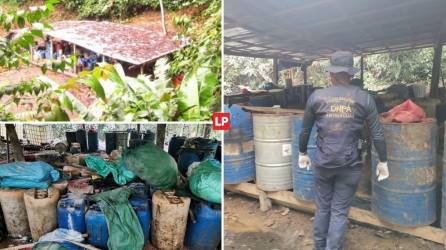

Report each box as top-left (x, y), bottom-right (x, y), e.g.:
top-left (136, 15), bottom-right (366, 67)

top-left (85, 155), bottom-right (135, 185)
top-left (91, 188), bottom-right (144, 250)
top-left (188, 159), bottom-right (221, 204)
top-left (124, 142), bottom-right (178, 190)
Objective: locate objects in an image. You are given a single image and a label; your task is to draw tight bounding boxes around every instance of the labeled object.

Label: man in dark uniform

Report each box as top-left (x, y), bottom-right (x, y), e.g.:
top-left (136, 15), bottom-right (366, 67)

top-left (298, 51), bottom-right (389, 250)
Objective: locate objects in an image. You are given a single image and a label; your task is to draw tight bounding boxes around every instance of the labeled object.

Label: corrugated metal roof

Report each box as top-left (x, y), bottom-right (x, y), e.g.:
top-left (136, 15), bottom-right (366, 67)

top-left (225, 0), bottom-right (446, 62)
top-left (46, 21), bottom-right (185, 65)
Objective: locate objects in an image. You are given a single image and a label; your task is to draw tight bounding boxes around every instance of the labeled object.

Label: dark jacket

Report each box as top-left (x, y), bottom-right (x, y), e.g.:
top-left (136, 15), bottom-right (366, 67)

top-left (299, 84), bottom-right (387, 168)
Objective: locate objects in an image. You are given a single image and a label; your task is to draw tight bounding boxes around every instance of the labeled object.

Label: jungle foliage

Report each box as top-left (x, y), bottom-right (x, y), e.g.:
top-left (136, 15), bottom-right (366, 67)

top-left (224, 48), bottom-right (446, 94)
top-left (63, 0), bottom-right (211, 19)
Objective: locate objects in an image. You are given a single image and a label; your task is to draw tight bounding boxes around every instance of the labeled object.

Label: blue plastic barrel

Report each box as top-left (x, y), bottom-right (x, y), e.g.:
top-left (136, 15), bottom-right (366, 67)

top-left (130, 197), bottom-right (151, 242)
top-left (178, 152), bottom-right (201, 174)
top-left (86, 205), bottom-right (108, 248)
top-left (57, 195), bottom-right (87, 233)
top-left (372, 120), bottom-right (437, 226)
top-left (105, 132), bottom-right (117, 155)
top-left (249, 93), bottom-right (274, 107)
top-left (441, 122), bottom-right (446, 229)
top-left (178, 138), bottom-right (220, 175)
top-left (168, 136), bottom-right (187, 161)
top-left (185, 202), bottom-right (221, 250)
top-left (224, 104), bottom-right (255, 184)
top-left (128, 183), bottom-right (151, 241)
top-left (291, 115), bottom-right (316, 201)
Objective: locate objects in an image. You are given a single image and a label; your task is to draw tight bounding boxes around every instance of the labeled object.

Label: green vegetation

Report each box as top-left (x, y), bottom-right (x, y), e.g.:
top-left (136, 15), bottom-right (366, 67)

top-left (0, 0), bottom-right (221, 121)
top-left (63, 0), bottom-right (211, 19)
top-left (224, 48), bottom-right (446, 94)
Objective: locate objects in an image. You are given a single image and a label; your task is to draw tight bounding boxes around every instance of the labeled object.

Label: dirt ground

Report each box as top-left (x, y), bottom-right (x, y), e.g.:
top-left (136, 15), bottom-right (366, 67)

top-left (0, 65), bottom-right (96, 120)
top-left (224, 192), bottom-right (443, 250)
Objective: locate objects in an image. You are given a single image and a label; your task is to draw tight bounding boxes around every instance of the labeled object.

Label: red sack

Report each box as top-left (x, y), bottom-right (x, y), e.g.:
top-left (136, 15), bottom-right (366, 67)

top-left (381, 99), bottom-right (426, 123)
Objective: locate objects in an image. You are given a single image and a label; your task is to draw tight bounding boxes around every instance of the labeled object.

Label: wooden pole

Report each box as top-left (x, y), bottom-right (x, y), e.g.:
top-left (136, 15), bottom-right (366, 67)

top-left (303, 65), bottom-right (308, 85)
top-left (5, 124), bottom-right (24, 162)
top-left (49, 40), bottom-right (53, 63)
top-left (73, 44), bottom-right (77, 73)
top-left (156, 124), bottom-right (167, 149)
top-left (360, 56), bottom-right (364, 81)
top-left (272, 58), bottom-right (279, 86)
top-left (6, 126), bottom-right (10, 163)
top-left (430, 43), bottom-right (443, 98)
top-left (159, 0), bottom-right (167, 35)
top-left (203, 124), bottom-right (211, 138)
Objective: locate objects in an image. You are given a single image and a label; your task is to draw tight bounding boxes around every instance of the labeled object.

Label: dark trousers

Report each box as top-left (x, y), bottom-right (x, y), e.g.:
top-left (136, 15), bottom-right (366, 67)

top-left (313, 165), bottom-right (362, 250)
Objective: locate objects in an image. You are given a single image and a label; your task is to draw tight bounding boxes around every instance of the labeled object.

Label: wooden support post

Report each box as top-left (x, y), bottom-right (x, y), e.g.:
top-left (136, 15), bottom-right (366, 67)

top-left (156, 124), bottom-right (167, 149)
top-left (140, 65), bottom-right (144, 75)
top-left (102, 55), bottom-right (105, 63)
top-left (430, 43), bottom-right (443, 98)
top-left (225, 183), bottom-right (446, 245)
top-left (5, 124), bottom-right (24, 162)
top-left (258, 188), bottom-right (272, 212)
top-left (29, 45), bottom-right (33, 62)
top-left (5, 126), bottom-right (10, 163)
top-left (49, 40), bottom-right (53, 63)
top-left (203, 124), bottom-right (211, 138)
top-left (360, 56), bottom-right (364, 81)
top-left (179, 124), bottom-right (184, 136)
top-left (272, 58), bottom-right (279, 86)
top-left (159, 0), bottom-right (167, 35)
top-left (73, 44), bottom-right (77, 73)
top-left (303, 65), bottom-right (308, 85)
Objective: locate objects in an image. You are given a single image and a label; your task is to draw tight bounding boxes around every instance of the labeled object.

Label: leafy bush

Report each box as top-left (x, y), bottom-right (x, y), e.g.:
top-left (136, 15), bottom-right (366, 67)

top-left (170, 0), bottom-right (221, 120)
top-left (148, 0), bottom-right (210, 10)
top-left (63, 0), bottom-right (211, 19)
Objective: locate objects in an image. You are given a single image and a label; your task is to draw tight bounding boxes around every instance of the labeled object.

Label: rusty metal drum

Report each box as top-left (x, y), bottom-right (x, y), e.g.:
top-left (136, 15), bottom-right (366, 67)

top-left (371, 119), bottom-right (437, 226)
top-left (253, 113), bottom-right (292, 191)
top-left (224, 104), bottom-right (255, 184)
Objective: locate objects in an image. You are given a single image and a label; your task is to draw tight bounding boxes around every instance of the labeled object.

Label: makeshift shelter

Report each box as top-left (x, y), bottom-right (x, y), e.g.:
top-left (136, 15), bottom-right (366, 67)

top-left (225, 0), bottom-right (446, 92)
top-left (47, 21), bottom-right (185, 66)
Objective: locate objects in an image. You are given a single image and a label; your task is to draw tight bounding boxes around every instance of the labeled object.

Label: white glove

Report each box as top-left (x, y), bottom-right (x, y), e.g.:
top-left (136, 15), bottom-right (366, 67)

top-left (298, 153), bottom-right (311, 170)
top-left (376, 161), bottom-right (389, 181)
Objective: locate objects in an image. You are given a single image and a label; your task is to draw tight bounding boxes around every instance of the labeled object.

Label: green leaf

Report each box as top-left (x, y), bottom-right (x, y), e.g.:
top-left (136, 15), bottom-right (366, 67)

top-left (177, 71), bottom-right (200, 119)
top-left (198, 68), bottom-right (218, 106)
top-left (30, 29), bottom-right (44, 39)
top-left (61, 94), bottom-right (74, 112)
top-left (41, 64), bottom-right (48, 74)
top-left (17, 16), bottom-right (25, 28)
top-left (85, 76), bottom-right (106, 102)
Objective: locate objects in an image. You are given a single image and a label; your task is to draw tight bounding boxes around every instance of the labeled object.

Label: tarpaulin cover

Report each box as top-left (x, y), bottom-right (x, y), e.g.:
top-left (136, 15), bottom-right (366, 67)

top-left (33, 229), bottom-right (84, 250)
top-left (382, 99), bottom-right (427, 123)
top-left (0, 161), bottom-right (60, 189)
top-left (124, 142), bottom-right (178, 190)
top-left (188, 159), bottom-right (221, 204)
top-left (85, 155), bottom-right (135, 185)
top-left (91, 188), bottom-right (144, 250)
top-left (33, 241), bottom-right (81, 250)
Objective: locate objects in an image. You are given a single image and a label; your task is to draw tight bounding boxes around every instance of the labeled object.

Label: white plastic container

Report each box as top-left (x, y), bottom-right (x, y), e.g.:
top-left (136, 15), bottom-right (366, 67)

top-left (151, 191), bottom-right (191, 250)
top-left (24, 187), bottom-right (60, 241)
top-left (0, 189), bottom-right (31, 237)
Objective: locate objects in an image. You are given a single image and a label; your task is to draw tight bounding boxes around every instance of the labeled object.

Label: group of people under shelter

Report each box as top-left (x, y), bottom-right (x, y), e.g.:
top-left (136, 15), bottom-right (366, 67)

top-left (34, 36), bottom-right (99, 71)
